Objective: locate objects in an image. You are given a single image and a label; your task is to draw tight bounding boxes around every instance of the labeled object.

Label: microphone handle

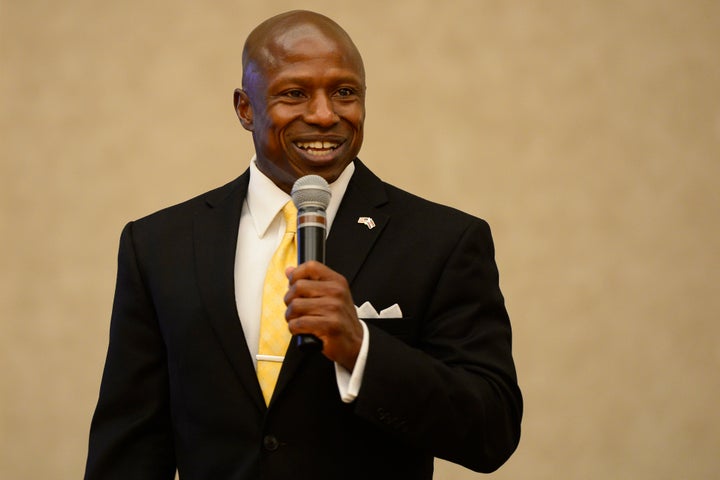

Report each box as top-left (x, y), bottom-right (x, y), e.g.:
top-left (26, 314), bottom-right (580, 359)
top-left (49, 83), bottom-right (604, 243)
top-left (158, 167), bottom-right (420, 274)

top-left (295, 215), bottom-right (326, 351)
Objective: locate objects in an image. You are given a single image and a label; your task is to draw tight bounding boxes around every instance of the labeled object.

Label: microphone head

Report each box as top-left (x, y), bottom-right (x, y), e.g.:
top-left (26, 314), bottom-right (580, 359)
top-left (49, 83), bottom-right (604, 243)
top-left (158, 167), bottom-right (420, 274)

top-left (291, 175), bottom-right (331, 210)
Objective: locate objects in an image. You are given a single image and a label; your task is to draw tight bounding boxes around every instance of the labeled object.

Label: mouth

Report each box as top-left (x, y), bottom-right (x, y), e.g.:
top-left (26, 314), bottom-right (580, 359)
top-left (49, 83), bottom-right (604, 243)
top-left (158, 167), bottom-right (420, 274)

top-left (294, 140), bottom-right (342, 157)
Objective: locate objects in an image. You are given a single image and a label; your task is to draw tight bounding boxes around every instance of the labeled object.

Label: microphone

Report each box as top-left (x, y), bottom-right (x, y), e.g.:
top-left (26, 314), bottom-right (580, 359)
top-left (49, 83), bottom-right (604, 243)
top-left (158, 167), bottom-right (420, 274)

top-left (291, 175), bottom-right (332, 351)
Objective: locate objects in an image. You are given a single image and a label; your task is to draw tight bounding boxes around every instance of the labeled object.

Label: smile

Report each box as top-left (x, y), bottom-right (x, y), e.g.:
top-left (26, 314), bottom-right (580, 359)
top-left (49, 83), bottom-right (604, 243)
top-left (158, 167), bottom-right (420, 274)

top-left (295, 140), bottom-right (340, 156)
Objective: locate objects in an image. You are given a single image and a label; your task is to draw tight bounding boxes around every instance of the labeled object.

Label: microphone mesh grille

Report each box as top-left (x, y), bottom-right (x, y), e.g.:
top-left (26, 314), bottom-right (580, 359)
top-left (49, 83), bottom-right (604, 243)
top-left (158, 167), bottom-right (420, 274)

top-left (291, 175), bottom-right (331, 209)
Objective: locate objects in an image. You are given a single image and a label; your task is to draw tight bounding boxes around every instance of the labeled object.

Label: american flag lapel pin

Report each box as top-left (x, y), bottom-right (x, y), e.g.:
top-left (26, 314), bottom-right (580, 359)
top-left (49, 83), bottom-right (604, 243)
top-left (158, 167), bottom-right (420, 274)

top-left (357, 217), bottom-right (376, 229)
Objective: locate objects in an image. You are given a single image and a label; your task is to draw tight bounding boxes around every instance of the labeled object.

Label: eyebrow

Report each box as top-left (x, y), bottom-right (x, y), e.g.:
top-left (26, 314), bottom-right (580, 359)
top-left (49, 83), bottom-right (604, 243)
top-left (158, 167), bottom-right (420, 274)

top-left (268, 71), bottom-right (365, 89)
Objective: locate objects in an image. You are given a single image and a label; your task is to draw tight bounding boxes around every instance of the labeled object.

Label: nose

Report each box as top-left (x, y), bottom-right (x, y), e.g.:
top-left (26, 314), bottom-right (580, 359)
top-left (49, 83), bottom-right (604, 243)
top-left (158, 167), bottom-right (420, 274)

top-left (303, 92), bottom-right (339, 127)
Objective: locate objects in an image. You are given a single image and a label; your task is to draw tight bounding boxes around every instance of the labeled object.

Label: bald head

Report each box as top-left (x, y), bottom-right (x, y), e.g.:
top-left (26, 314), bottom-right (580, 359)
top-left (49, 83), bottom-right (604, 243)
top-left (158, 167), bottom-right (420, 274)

top-left (242, 10), bottom-right (365, 92)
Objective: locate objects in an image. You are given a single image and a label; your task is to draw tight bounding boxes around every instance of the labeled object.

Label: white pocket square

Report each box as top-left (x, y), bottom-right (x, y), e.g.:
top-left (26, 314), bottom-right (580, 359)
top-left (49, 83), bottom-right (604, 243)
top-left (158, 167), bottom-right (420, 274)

top-left (355, 301), bottom-right (403, 318)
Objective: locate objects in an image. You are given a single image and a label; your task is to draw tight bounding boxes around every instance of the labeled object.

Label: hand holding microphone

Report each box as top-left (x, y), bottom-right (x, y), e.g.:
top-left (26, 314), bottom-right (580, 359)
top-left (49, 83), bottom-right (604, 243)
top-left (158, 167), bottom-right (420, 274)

top-left (291, 175), bottom-right (331, 351)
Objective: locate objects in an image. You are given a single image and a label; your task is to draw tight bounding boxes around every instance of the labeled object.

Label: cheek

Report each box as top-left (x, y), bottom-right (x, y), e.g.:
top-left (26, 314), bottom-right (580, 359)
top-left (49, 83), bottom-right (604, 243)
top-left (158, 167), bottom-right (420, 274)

top-left (266, 110), bottom-right (303, 142)
top-left (266, 104), bottom-right (299, 127)
top-left (254, 116), bottom-right (283, 145)
top-left (344, 105), bottom-right (365, 130)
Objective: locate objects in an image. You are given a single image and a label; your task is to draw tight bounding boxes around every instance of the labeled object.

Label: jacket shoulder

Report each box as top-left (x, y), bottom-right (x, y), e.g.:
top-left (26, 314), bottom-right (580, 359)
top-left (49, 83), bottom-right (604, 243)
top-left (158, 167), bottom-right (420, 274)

top-left (131, 174), bottom-right (248, 230)
top-left (381, 181), bottom-right (491, 235)
top-left (353, 159), bottom-right (489, 232)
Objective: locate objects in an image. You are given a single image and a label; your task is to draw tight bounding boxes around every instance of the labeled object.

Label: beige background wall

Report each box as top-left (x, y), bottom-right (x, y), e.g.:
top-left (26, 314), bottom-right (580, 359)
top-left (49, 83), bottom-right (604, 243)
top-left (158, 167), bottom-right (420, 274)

top-left (2, 0), bottom-right (719, 478)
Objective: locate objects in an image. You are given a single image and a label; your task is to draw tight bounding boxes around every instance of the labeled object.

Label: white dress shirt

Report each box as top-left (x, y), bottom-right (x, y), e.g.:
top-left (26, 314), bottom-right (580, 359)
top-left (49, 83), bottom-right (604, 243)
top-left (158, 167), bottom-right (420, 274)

top-left (234, 158), bottom-right (368, 403)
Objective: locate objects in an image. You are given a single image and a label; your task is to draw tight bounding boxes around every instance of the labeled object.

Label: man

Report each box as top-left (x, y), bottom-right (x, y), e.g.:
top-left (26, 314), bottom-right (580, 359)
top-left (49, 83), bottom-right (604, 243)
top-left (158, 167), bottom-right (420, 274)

top-left (85, 10), bottom-right (522, 480)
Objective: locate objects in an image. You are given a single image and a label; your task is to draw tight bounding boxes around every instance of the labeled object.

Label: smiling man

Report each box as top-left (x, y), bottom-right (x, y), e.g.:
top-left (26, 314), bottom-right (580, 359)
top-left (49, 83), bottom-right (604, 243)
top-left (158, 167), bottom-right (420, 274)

top-left (85, 10), bottom-right (522, 480)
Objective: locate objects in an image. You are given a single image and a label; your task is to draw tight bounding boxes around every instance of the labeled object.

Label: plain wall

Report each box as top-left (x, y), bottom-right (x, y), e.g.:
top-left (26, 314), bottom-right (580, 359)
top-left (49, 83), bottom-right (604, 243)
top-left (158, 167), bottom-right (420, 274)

top-left (1, 0), bottom-right (719, 478)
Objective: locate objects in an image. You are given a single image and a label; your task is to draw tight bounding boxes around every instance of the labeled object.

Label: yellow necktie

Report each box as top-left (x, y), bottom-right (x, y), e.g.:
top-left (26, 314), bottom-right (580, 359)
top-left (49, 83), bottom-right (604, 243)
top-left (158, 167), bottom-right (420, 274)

top-left (257, 201), bottom-right (297, 405)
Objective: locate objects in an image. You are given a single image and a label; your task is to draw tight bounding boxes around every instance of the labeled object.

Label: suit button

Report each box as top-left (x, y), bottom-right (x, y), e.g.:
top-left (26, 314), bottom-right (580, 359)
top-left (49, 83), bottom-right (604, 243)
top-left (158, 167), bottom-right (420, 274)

top-left (263, 435), bottom-right (280, 451)
top-left (376, 407), bottom-right (390, 423)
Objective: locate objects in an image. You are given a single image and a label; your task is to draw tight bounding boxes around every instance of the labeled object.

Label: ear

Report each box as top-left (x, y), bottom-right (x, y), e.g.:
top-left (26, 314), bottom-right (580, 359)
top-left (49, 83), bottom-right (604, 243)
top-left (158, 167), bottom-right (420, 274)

top-left (234, 88), bottom-right (254, 131)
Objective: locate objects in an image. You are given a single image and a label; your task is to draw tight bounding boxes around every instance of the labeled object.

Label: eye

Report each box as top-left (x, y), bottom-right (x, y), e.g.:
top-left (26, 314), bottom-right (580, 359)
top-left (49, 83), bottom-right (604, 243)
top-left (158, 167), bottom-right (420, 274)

top-left (283, 89), bottom-right (306, 99)
top-left (336, 87), bottom-right (355, 97)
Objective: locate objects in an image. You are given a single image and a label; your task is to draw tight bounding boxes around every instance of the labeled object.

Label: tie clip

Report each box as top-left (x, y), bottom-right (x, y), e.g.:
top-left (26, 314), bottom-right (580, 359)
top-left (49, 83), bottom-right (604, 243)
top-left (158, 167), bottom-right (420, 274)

top-left (256, 354), bottom-right (285, 363)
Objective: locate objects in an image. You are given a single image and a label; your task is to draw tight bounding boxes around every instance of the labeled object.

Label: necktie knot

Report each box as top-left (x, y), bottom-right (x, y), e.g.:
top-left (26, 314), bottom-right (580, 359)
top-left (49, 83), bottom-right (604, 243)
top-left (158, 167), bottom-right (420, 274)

top-left (282, 201), bottom-right (297, 234)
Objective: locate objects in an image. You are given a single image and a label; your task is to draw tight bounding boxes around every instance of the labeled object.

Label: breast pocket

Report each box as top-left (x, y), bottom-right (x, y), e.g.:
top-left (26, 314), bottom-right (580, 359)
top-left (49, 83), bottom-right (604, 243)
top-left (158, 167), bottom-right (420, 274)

top-left (362, 317), bottom-right (417, 346)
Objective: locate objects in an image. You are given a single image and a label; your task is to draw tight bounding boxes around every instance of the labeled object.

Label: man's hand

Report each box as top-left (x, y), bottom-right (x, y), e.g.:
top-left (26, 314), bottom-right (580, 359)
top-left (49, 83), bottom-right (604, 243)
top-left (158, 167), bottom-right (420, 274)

top-left (284, 261), bottom-right (363, 371)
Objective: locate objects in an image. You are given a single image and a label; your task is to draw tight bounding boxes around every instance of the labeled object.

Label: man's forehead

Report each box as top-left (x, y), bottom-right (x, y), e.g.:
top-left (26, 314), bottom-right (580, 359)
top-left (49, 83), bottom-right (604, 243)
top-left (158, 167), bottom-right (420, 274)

top-left (243, 12), bottom-right (364, 82)
top-left (251, 24), bottom-right (353, 65)
top-left (247, 11), bottom-right (344, 48)
top-left (267, 23), bottom-right (330, 50)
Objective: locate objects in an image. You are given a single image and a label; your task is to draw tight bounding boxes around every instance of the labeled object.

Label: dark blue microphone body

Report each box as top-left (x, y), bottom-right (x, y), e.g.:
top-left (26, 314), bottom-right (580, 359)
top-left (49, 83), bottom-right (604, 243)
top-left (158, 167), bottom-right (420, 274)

top-left (297, 206), bottom-right (326, 265)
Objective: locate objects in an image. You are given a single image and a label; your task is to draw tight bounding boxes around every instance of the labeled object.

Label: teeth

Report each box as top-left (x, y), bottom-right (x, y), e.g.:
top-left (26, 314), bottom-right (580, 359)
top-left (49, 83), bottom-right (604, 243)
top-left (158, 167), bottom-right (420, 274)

top-left (296, 141), bottom-right (339, 150)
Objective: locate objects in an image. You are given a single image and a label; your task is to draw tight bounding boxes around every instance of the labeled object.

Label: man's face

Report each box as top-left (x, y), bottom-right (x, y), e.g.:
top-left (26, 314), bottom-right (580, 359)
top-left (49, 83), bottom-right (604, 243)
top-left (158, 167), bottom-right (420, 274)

top-left (237, 30), bottom-right (366, 192)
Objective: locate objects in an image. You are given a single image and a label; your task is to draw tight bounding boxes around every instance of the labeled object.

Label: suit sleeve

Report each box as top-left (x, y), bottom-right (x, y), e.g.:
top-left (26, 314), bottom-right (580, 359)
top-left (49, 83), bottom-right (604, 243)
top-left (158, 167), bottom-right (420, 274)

top-left (353, 219), bottom-right (522, 473)
top-left (85, 222), bottom-right (176, 480)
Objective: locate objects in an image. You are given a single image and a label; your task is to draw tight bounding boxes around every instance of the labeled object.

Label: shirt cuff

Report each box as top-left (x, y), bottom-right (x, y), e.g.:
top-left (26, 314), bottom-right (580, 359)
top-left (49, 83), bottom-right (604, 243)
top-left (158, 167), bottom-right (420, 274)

top-left (335, 319), bottom-right (369, 403)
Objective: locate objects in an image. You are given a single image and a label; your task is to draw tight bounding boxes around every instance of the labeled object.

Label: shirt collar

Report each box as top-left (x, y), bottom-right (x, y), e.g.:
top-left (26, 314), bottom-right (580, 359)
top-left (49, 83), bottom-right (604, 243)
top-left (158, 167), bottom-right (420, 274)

top-left (246, 156), bottom-right (355, 237)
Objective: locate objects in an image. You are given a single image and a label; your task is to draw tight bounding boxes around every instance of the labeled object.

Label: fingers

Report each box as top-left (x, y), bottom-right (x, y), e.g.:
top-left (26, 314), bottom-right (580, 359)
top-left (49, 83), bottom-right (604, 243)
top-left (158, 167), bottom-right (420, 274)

top-left (284, 263), bottom-right (351, 323)
top-left (286, 260), bottom-right (337, 284)
top-left (285, 261), bottom-right (348, 302)
top-left (282, 261), bottom-right (362, 369)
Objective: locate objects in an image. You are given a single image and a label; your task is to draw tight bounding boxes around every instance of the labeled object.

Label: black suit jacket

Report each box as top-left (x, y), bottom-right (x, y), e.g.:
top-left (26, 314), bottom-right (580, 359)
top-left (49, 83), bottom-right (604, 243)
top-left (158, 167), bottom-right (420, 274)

top-left (85, 160), bottom-right (522, 480)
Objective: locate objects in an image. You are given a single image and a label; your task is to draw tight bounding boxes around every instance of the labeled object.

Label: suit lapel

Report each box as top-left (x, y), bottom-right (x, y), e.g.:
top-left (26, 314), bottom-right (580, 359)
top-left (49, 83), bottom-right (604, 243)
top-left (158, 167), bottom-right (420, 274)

top-left (193, 171), bottom-right (266, 413)
top-left (326, 160), bottom-right (390, 283)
